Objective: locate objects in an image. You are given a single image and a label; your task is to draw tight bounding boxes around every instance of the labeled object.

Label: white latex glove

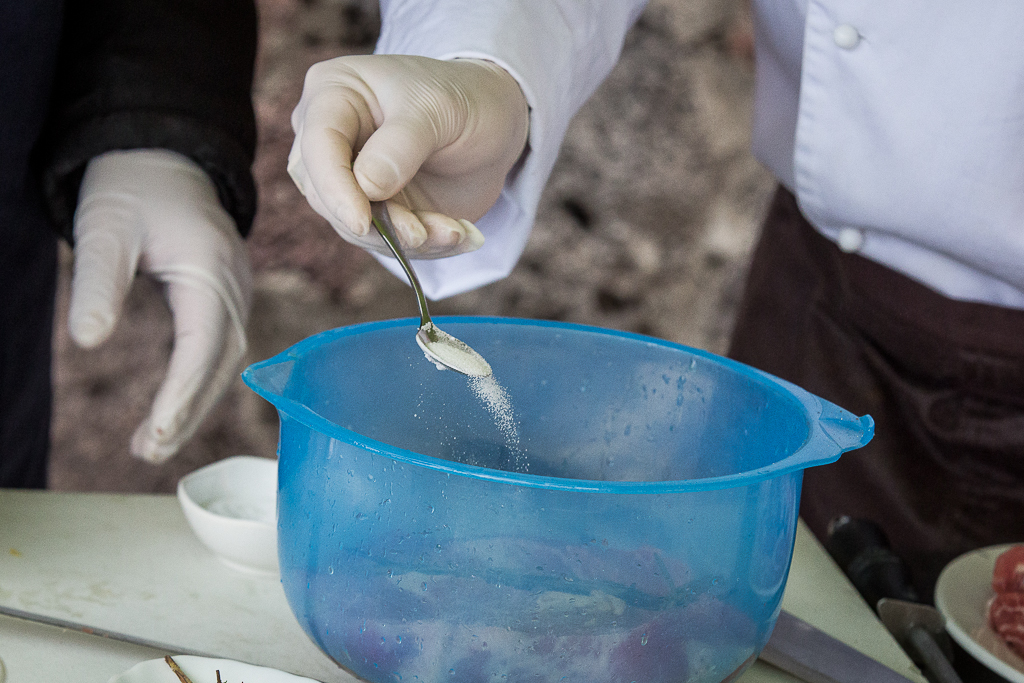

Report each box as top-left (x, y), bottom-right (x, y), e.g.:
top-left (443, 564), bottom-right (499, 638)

top-left (69, 149), bottom-right (253, 464)
top-left (288, 55), bottom-right (529, 260)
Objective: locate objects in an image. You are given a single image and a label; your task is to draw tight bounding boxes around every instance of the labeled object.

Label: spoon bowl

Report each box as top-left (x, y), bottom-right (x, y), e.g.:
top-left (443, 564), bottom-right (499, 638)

top-left (416, 323), bottom-right (492, 376)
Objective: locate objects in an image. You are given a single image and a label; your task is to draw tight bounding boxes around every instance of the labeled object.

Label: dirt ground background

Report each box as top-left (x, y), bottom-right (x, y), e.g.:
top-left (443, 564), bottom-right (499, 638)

top-left (48, 0), bottom-right (776, 492)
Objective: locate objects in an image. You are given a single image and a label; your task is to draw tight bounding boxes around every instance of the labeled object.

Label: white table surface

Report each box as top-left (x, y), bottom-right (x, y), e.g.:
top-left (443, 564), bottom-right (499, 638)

top-left (0, 489), bottom-right (926, 683)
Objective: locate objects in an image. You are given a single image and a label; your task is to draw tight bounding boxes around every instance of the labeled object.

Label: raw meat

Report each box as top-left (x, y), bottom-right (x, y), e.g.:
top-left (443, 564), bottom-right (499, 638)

top-left (993, 545), bottom-right (1024, 594)
top-left (990, 592), bottom-right (1024, 659)
top-left (989, 545), bottom-right (1024, 659)
top-left (289, 537), bottom-right (765, 683)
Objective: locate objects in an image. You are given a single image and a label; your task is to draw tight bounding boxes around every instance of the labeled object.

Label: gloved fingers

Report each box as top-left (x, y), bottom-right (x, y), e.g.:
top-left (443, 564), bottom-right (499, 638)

top-left (385, 203), bottom-right (485, 260)
top-left (131, 276), bottom-right (246, 463)
top-left (352, 108), bottom-right (454, 204)
top-left (68, 199), bottom-right (143, 349)
top-left (294, 84), bottom-right (375, 239)
top-left (294, 99), bottom-right (467, 258)
top-left (290, 55), bottom-right (529, 265)
top-left (298, 171), bottom-right (395, 256)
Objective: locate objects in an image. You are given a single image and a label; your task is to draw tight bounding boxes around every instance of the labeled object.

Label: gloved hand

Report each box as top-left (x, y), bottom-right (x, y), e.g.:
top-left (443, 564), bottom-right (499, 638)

top-left (69, 149), bottom-right (252, 463)
top-left (288, 55), bottom-right (530, 259)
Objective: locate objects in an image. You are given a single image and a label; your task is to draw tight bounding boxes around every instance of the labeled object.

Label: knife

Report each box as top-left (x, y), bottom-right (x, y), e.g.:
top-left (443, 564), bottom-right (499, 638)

top-left (9, 599), bottom-right (911, 682)
top-left (0, 603), bottom-right (225, 659)
top-left (760, 610), bottom-right (918, 683)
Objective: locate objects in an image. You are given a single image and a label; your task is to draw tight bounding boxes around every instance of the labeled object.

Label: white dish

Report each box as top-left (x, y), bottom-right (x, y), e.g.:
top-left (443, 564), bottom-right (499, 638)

top-left (934, 543), bottom-right (1024, 683)
top-left (178, 455), bottom-right (279, 576)
top-left (110, 655), bottom-right (324, 683)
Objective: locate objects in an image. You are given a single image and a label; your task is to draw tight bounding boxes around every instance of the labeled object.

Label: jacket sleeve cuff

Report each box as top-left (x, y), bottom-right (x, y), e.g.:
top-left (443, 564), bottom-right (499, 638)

top-left (41, 113), bottom-right (257, 244)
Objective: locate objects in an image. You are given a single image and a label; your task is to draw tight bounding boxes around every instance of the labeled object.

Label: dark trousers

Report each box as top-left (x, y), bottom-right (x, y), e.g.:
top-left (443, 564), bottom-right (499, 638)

top-left (0, 0), bottom-right (64, 488)
top-left (729, 188), bottom-right (1024, 601)
top-left (0, 211), bottom-right (57, 489)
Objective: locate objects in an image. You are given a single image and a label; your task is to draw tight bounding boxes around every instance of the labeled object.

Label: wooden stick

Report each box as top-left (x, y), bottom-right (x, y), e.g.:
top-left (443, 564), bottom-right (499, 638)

top-left (164, 656), bottom-right (196, 683)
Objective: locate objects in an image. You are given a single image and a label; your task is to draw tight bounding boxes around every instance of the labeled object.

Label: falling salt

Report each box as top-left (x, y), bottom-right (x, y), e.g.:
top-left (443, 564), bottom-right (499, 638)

top-left (417, 327), bottom-right (527, 473)
top-left (468, 373), bottom-right (527, 473)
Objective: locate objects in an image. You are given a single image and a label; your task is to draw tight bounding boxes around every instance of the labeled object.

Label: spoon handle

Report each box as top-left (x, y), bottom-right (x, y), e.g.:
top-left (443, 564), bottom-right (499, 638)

top-left (370, 201), bottom-right (433, 329)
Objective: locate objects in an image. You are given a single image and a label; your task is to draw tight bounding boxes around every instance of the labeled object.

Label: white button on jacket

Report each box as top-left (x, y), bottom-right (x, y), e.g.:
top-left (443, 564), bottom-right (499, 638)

top-left (376, 0), bottom-right (1024, 308)
top-left (832, 24), bottom-right (860, 49)
top-left (837, 227), bottom-right (865, 254)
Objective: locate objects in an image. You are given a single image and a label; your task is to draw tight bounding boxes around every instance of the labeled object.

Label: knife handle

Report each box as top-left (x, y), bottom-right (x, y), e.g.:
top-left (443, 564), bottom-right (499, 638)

top-left (825, 516), bottom-right (919, 610)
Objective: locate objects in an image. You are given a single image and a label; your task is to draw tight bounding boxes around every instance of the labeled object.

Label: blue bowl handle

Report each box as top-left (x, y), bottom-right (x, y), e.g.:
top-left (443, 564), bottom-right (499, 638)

top-left (751, 371), bottom-right (875, 473)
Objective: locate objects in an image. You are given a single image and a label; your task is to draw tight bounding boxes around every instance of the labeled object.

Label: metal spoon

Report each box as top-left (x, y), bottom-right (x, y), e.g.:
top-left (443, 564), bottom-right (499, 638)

top-left (370, 201), bottom-right (492, 377)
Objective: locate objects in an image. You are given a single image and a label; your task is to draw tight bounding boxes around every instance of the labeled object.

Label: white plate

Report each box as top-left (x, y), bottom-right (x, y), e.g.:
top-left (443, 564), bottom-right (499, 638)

top-left (934, 543), bottom-right (1024, 683)
top-left (110, 655), bottom-right (324, 683)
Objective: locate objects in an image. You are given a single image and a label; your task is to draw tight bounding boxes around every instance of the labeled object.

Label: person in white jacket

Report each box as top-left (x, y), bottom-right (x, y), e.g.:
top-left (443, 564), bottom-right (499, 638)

top-left (288, 0), bottom-right (1024, 600)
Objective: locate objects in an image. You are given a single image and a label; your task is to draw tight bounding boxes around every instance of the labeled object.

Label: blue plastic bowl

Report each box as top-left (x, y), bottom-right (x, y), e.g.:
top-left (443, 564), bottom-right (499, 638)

top-left (243, 317), bottom-right (872, 683)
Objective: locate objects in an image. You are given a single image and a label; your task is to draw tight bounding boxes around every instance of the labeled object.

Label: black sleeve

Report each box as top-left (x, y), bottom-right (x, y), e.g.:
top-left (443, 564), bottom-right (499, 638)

top-left (37, 0), bottom-right (259, 240)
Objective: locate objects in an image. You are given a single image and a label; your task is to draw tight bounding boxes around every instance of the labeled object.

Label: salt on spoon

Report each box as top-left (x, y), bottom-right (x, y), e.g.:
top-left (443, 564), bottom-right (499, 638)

top-left (370, 201), bottom-right (492, 377)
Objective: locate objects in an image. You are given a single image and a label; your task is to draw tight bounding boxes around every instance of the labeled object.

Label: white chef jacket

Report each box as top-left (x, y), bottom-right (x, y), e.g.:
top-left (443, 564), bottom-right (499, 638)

top-left (374, 0), bottom-right (1024, 310)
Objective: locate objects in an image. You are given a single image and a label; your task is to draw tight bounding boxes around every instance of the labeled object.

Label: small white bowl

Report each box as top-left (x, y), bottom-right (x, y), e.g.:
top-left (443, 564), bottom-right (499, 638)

top-left (177, 455), bottom-right (279, 576)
